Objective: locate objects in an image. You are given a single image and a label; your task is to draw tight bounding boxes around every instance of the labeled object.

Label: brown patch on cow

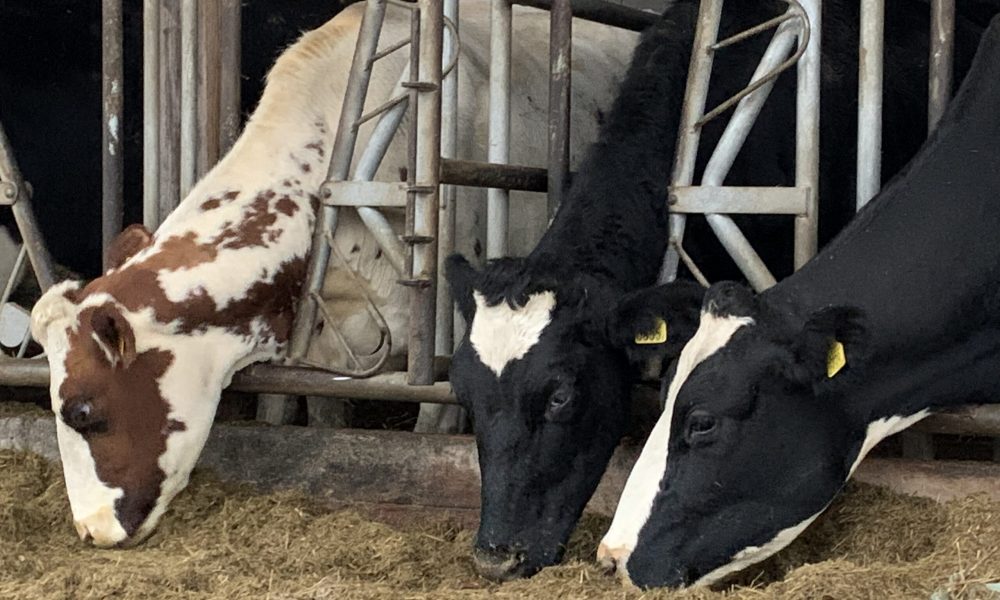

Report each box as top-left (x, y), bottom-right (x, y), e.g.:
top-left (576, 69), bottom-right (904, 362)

top-left (224, 191), bottom-right (239, 201)
top-left (282, 179), bottom-right (293, 188)
top-left (300, 163), bottom-right (312, 173)
top-left (305, 141), bottom-right (325, 158)
top-left (211, 192), bottom-right (281, 250)
top-left (164, 419), bottom-right (186, 433)
top-left (60, 306), bottom-right (176, 536)
top-left (275, 195), bottom-right (298, 217)
top-left (106, 224), bottom-right (154, 271)
top-left (201, 198), bottom-right (222, 211)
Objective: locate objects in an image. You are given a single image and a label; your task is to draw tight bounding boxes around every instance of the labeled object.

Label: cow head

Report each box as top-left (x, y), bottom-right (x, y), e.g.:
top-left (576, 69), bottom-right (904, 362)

top-left (598, 281), bottom-right (901, 589)
top-left (30, 225), bottom-right (257, 547)
top-left (446, 255), bottom-right (704, 580)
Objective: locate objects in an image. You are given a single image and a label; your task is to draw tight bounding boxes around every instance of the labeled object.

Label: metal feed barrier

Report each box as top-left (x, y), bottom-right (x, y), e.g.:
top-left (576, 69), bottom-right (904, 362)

top-left (0, 0), bottom-right (996, 446)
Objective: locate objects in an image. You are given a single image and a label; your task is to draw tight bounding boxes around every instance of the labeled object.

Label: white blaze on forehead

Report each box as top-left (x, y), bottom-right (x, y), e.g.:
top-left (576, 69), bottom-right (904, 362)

top-left (469, 290), bottom-right (556, 377)
top-left (599, 311), bottom-right (754, 571)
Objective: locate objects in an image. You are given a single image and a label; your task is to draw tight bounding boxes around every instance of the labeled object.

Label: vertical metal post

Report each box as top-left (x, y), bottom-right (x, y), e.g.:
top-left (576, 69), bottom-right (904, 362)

top-left (408, 0), bottom-right (443, 385)
top-left (142, 0), bottom-right (161, 231)
top-left (547, 0), bottom-right (572, 219)
top-left (0, 122), bottom-right (55, 291)
top-left (287, 0), bottom-right (390, 364)
top-left (794, 0), bottom-right (821, 268)
top-left (487, 0), bottom-right (512, 259)
top-left (658, 0), bottom-right (723, 283)
top-left (856, 0), bottom-right (884, 209)
top-left (219, 0), bottom-right (242, 155)
top-left (101, 0), bottom-right (124, 271)
top-left (436, 0), bottom-right (459, 355)
top-left (159, 1), bottom-right (182, 222)
top-left (928, 0), bottom-right (955, 132)
top-left (197, 1), bottom-right (222, 177)
top-left (180, 0), bottom-right (199, 197)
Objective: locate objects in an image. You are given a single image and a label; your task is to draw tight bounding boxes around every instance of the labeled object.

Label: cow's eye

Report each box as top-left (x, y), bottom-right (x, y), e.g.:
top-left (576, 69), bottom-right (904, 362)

top-left (546, 388), bottom-right (574, 418)
top-left (685, 410), bottom-right (717, 444)
top-left (62, 400), bottom-right (108, 437)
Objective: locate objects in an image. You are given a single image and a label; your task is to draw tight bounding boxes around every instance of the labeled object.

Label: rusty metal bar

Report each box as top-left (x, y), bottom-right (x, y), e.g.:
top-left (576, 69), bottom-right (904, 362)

top-left (180, 0), bottom-right (198, 196)
top-left (793, 0), bottom-right (821, 268)
top-left (0, 123), bottom-right (55, 291)
top-left (407, 0), bottom-right (443, 386)
top-left (218, 0), bottom-right (242, 155)
top-left (547, 0), bottom-right (572, 219)
top-left (928, 0), bottom-right (955, 131)
top-left (440, 158), bottom-right (549, 192)
top-left (487, 0), bottom-right (512, 259)
top-left (158, 0), bottom-right (182, 220)
top-left (856, 0), bottom-right (884, 209)
top-left (197, 1), bottom-right (222, 177)
top-left (513, 0), bottom-right (657, 32)
top-left (142, 0), bottom-right (160, 230)
top-left (102, 0), bottom-right (124, 271)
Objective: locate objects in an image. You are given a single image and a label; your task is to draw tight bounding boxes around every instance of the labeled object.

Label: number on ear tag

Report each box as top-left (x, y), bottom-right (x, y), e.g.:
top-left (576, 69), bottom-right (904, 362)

top-left (827, 340), bottom-right (846, 378)
top-left (635, 318), bottom-right (668, 345)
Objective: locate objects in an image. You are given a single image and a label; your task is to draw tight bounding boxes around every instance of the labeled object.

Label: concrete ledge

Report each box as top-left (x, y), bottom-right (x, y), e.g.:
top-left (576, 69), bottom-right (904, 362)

top-left (3, 415), bottom-right (1000, 519)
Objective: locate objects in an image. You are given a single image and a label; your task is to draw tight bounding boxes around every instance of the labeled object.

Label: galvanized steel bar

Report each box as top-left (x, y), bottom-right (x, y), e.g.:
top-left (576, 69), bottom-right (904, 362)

top-left (102, 0), bottom-right (124, 271)
top-left (513, 0), bottom-right (656, 31)
top-left (142, 0), bottom-right (160, 230)
top-left (547, 0), bottom-right (572, 219)
top-left (158, 0), bottom-right (182, 221)
top-left (0, 122), bottom-right (55, 291)
top-left (856, 0), bottom-right (883, 209)
top-left (287, 0), bottom-right (389, 363)
top-left (218, 0), bottom-right (242, 155)
top-left (180, 0), bottom-right (198, 197)
top-left (928, 0), bottom-right (955, 131)
top-left (658, 0), bottom-right (723, 283)
top-left (670, 186), bottom-right (809, 215)
top-left (794, 0), bottom-right (821, 268)
top-left (487, 0), bottom-right (512, 259)
top-left (436, 0), bottom-right (459, 354)
top-left (407, 0), bottom-right (444, 385)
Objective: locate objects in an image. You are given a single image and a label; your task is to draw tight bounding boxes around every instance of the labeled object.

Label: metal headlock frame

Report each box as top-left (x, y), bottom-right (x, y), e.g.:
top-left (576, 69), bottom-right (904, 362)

top-left (0, 0), bottom-right (995, 440)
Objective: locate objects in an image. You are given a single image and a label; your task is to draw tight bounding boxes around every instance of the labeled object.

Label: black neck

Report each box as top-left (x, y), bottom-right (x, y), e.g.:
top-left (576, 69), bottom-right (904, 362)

top-left (765, 25), bottom-right (1000, 422)
top-left (530, 3), bottom-right (700, 290)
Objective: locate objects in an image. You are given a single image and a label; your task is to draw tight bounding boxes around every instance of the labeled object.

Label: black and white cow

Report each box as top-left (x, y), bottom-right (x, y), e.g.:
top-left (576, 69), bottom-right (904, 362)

top-left (446, 0), bottom-right (985, 582)
top-left (599, 15), bottom-right (1000, 589)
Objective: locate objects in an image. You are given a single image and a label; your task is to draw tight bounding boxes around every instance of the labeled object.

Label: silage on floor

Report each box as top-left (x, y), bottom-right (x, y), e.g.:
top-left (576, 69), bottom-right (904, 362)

top-left (1, 449), bottom-right (998, 600)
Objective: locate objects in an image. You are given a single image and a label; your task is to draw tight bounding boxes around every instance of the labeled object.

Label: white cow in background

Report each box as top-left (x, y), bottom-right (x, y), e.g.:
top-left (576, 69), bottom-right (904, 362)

top-left (301, 1), bottom-right (638, 432)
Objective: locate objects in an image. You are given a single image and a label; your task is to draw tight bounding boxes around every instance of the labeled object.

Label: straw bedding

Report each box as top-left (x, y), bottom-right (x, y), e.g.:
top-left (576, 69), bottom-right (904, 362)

top-left (1, 446), bottom-right (998, 600)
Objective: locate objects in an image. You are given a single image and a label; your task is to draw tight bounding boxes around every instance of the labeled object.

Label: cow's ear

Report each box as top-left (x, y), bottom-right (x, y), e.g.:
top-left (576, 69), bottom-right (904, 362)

top-left (90, 304), bottom-right (137, 369)
top-left (30, 280), bottom-right (82, 348)
top-left (106, 223), bottom-right (153, 271)
top-left (445, 254), bottom-right (478, 322)
top-left (793, 305), bottom-right (868, 384)
top-left (600, 280), bottom-right (705, 376)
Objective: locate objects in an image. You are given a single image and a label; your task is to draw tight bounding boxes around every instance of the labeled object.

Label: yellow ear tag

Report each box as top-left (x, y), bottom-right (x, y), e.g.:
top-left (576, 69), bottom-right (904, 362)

top-left (117, 335), bottom-right (126, 356)
top-left (635, 318), bottom-right (668, 345)
top-left (826, 340), bottom-right (846, 378)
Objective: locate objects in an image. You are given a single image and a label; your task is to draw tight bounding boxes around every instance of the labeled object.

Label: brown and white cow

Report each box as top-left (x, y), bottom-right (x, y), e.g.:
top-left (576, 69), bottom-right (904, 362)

top-left (29, 2), bottom-right (635, 546)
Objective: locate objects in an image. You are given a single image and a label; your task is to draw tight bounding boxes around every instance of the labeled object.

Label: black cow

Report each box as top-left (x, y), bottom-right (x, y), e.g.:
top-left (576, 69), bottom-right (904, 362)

top-left (446, 0), bottom-right (985, 582)
top-left (599, 15), bottom-right (1000, 590)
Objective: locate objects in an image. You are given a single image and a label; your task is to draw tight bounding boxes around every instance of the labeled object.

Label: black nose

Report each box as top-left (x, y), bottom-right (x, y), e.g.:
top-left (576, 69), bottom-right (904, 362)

top-left (472, 545), bottom-right (529, 581)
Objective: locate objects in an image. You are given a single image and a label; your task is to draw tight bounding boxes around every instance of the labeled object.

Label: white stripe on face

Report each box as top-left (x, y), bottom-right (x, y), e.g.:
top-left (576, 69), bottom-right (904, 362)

top-left (469, 291), bottom-right (556, 377)
top-left (47, 323), bottom-right (128, 547)
top-left (598, 311), bottom-right (754, 577)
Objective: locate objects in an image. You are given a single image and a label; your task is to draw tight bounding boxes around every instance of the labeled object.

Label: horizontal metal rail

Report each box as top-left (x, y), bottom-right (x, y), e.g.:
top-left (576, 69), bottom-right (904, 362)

top-left (513, 0), bottom-right (658, 32)
top-left (4, 358), bottom-right (999, 436)
top-left (440, 158), bottom-right (550, 192)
